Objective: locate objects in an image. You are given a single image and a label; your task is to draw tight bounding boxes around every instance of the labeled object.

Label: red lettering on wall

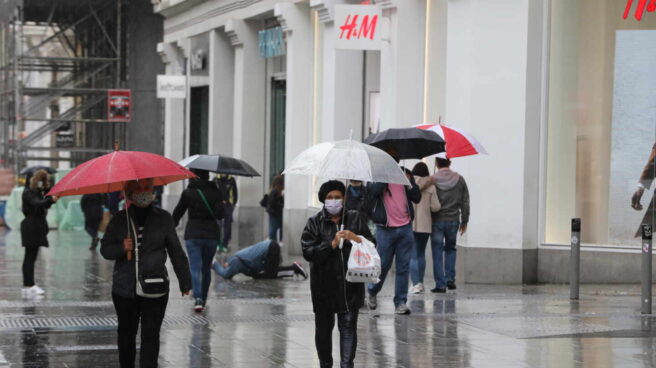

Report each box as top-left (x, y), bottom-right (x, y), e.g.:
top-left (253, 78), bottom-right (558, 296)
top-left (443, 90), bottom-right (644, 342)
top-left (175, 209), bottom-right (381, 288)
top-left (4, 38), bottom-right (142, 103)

top-left (339, 13), bottom-right (378, 41)
top-left (624, 0), bottom-right (656, 20)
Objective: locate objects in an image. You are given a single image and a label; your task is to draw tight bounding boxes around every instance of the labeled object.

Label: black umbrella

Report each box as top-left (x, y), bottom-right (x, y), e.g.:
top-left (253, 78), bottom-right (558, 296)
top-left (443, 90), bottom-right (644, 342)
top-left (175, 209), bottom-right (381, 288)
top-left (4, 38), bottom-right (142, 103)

top-left (363, 128), bottom-right (445, 159)
top-left (19, 166), bottom-right (56, 176)
top-left (178, 154), bottom-right (260, 177)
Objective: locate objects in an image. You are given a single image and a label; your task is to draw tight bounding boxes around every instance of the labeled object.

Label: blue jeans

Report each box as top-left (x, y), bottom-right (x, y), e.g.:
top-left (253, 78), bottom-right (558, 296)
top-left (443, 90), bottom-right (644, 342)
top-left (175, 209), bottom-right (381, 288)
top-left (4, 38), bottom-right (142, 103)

top-left (185, 239), bottom-right (217, 302)
top-left (431, 221), bottom-right (459, 289)
top-left (367, 224), bottom-right (414, 307)
top-left (410, 232), bottom-right (430, 285)
top-left (269, 215), bottom-right (282, 241)
top-left (212, 239), bottom-right (272, 279)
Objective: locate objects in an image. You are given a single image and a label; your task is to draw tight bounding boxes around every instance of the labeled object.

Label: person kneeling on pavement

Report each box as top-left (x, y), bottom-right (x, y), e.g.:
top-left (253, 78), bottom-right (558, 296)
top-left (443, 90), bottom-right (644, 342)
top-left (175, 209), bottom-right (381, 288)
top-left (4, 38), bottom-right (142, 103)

top-left (301, 180), bottom-right (375, 368)
top-left (212, 239), bottom-right (307, 279)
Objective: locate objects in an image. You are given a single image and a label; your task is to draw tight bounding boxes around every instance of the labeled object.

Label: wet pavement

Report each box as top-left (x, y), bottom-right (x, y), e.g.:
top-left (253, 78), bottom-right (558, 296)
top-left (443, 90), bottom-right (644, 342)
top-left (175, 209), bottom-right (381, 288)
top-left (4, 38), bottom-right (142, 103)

top-left (1, 228), bottom-right (656, 367)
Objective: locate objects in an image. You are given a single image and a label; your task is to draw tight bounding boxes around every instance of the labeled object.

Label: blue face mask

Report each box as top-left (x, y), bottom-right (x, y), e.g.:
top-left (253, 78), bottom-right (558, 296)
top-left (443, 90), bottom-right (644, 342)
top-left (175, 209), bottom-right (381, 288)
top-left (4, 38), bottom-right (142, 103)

top-left (349, 185), bottom-right (362, 198)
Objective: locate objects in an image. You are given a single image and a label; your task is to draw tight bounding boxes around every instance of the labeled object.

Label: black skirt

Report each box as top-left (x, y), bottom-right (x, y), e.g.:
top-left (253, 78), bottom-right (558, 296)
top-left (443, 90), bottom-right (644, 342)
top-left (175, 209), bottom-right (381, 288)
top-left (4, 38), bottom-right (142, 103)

top-left (21, 215), bottom-right (49, 248)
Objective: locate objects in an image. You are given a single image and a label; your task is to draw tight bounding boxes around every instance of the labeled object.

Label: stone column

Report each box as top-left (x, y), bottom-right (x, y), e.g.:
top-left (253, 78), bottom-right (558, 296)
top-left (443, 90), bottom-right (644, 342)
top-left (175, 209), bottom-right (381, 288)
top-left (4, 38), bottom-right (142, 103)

top-left (208, 29), bottom-right (235, 156)
top-left (157, 41), bottom-right (186, 213)
top-left (311, 0), bottom-right (364, 142)
top-left (225, 19), bottom-right (267, 247)
top-left (275, 2), bottom-right (314, 253)
top-left (377, 0), bottom-right (426, 130)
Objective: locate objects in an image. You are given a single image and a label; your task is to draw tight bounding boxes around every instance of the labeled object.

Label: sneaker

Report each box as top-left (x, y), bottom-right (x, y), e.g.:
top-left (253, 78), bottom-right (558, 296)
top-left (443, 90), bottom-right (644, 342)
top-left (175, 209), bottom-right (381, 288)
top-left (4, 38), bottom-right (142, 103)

top-left (411, 283), bottom-right (425, 294)
top-left (292, 262), bottom-right (308, 279)
top-left (368, 294), bottom-right (377, 310)
top-left (447, 280), bottom-right (456, 290)
top-left (21, 285), bottom-right (46, 296)
top-left (395, 304), bottom-right (411, 315)
top-left (194, 298), bottom-right (204, 313)
top-left (430, 287), bottom-right (446, 293)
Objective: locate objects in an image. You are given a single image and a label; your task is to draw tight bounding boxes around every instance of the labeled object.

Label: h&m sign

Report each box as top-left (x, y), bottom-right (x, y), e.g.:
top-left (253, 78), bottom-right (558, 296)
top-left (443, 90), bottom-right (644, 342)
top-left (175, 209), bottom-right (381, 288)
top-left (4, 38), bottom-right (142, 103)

top-left (335, 5), bottom-right (382, 50)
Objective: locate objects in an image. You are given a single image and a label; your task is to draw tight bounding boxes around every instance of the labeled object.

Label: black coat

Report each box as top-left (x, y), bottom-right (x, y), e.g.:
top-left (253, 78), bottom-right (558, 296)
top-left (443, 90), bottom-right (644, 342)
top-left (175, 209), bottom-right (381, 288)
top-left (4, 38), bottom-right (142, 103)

top-left (81, 193), bottom-right (105, 220)
top-left (301, 209), bottom-right (375, 313)
top-left (266, 190), bottom-right (284, 218)
top-left (215, 176), bottom-right (238, 206)
top-left (100, 206), bottom-right (192, 298)
top-left (20, 188), bottom-right (54, 248)
top-left (172, 179), bottom-right (224, 240)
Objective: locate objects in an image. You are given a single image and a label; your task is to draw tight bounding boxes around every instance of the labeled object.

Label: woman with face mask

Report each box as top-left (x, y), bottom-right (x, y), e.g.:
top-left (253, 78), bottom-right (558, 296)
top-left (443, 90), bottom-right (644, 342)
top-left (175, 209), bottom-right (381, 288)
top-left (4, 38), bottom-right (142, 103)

top-left (20, 169), bottom-right (58, 297)
top-left (101, 179), bottom-right (192, 368)
top-left (301, 180), bottom-right (375, 368)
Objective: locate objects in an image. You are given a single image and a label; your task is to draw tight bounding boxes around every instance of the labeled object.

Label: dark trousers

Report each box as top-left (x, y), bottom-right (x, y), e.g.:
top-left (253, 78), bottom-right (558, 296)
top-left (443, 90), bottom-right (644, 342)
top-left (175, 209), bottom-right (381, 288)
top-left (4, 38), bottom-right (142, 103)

top-left (112, 293), bottom-right (168, 368)
top-left (315, 310), bottom-right (358, 368)
top-left (84, 215), bottom-right (101, 239)
top-left (22, 247), bottom-right (39, 287)
top-left (222, 204), bottom-right (234, 247)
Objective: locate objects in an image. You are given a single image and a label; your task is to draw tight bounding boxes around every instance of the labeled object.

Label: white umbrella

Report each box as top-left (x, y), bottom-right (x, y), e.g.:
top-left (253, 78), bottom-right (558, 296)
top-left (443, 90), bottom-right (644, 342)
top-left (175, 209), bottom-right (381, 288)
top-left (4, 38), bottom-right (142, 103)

top-left (284, 139), bottom-right (410, 249)
top-left (283, 139), bottom-right (410, 186)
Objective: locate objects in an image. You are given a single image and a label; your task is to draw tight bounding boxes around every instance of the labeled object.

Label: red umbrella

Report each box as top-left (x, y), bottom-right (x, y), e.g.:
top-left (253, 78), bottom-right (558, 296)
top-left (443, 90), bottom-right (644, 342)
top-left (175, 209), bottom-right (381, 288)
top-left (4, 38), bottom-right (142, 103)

top-left (48, 150), bottom-right (196, 197)
top-left (414, 123), bottom-right (488, 159)
top-left (47, 149), bottom-right (196, 261)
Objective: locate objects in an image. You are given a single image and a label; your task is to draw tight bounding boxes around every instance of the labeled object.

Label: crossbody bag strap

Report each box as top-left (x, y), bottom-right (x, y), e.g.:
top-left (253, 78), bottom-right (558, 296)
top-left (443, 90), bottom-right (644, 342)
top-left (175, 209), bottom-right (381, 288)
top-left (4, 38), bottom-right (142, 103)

top-left (196, 189), bottom-right (216, 218)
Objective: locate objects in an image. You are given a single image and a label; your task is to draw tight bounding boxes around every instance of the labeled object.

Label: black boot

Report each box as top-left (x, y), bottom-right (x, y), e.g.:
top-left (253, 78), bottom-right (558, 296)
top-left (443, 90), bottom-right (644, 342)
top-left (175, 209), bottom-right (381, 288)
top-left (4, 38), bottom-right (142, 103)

top-left (89, 237), bottom-right (99, 250)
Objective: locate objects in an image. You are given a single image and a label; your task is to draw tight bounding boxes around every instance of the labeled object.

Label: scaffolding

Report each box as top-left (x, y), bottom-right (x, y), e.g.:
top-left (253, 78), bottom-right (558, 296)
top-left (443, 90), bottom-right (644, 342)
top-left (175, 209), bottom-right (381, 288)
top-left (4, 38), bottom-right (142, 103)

top-left (0, 0), bottom-right (127, 172)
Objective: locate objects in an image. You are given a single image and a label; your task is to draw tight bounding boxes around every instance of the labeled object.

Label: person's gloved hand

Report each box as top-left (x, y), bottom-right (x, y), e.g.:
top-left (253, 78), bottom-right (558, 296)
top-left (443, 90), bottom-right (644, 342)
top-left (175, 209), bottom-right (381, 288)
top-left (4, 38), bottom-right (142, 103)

top-left (632, 186), bottom-right (645, 210)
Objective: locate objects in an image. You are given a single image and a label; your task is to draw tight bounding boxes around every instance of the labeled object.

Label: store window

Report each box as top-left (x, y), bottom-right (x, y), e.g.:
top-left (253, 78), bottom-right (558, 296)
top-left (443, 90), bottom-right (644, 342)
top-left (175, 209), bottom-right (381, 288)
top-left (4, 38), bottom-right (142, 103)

top-left (545, 0), bottom-right (656, 246)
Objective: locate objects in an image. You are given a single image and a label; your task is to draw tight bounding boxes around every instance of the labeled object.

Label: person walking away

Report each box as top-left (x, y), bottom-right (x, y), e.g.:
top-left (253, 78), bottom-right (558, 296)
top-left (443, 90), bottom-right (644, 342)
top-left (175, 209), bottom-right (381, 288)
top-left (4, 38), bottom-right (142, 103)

top-left (172, 169), bottom-right (224, 312)
top-left (430, 156), bottom-right (469, 292)
top-left (366, 148), bottom-right (421, 315)
top-left (212, 239), bottom-right (307, 279)
top-left (21, 169), bottom-right (58, 297)
top-left (345, 180), bottom-right (369, 219)
top-left (631, 142), bottom-right (655, 236)
top-left (101, 179), bottom-right (192, 368)
top-left (214, 174), bottom-right (238, 251)
top-left (81, 193), bottom-right (106, 250)
top-left (409, 162), bottom-right (441, 294)
top-left (301, 180), bottom-right (375, 368)
top-left (266, 175), bottom-right (284, 241)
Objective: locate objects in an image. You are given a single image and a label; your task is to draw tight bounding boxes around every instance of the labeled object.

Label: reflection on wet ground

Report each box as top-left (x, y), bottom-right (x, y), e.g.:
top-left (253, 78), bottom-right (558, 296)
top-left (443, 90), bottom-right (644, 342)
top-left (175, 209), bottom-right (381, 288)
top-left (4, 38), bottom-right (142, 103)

top-left (1, 228), bottom-right (656, 367)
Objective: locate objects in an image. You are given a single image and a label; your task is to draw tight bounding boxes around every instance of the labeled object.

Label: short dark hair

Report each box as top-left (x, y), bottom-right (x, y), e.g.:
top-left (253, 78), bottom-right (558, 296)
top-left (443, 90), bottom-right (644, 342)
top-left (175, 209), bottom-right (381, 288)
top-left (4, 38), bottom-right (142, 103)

top-left (436, 157), bottom-right (451, 168)
top-left (412, 162), bottom-right (430, 177)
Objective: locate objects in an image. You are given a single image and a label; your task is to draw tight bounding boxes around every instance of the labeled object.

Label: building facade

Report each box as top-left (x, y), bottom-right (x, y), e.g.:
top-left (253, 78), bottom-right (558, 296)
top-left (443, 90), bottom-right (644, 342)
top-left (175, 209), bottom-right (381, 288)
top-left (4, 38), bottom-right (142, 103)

top-left (155, 0), bottom-right (656, 284)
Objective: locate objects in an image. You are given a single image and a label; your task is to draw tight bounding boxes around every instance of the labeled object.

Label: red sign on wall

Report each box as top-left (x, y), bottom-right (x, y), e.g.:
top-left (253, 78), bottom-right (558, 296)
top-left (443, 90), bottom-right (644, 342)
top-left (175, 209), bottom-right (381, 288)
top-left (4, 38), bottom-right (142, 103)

top-left (107, 89), bottom-right (131, 122)
top-left (624, 0), bottom-right (656, 21)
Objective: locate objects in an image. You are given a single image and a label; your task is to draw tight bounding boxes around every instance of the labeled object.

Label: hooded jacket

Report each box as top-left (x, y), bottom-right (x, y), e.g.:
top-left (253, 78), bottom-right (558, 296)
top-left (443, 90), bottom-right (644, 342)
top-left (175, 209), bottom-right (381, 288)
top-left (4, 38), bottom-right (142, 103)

top-left (301, 209), bottom-right (375, 313)
top-left (172, 179), bottom-right (225, 240)
top-left (432, 168), bottom-right (470, 225)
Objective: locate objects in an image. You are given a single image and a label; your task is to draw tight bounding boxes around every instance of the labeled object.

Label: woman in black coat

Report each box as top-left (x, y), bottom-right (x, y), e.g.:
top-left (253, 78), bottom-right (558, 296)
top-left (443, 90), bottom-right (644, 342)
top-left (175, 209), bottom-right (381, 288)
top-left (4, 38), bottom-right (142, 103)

top-left (301, 180), bottom-right (375, 368)
top-left (172, 168), bottom-right (224, 312)
top-left (101, 178), bottom-right (192, 368)
top-left (21, 169), bottom-right (57, 297)
top-left (266, 175), bottom-right (284, 241)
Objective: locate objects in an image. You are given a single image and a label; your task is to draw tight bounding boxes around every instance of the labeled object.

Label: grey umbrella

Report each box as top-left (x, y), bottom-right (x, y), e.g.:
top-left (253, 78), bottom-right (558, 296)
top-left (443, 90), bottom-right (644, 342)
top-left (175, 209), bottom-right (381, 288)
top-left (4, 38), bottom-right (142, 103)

top-left (178, 155), bottom-right (260, 177)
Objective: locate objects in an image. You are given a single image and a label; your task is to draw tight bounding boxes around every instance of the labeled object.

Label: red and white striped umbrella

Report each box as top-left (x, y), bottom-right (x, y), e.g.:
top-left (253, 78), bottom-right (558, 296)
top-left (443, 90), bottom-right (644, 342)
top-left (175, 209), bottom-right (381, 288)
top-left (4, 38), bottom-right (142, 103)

top-left (414, 123), bottom-right (488, 159)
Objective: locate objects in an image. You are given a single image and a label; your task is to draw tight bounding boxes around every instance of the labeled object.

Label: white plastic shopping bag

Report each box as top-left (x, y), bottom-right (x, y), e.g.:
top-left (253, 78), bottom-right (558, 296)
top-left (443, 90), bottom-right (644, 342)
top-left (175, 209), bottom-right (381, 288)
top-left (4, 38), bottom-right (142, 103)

top-left (346, 236), bottom-right (381, 283)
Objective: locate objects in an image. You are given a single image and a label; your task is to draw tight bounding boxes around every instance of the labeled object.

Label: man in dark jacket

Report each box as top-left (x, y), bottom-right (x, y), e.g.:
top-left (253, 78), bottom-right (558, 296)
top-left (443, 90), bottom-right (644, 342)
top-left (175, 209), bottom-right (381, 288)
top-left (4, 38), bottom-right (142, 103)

top-left (632, 142), bottom-right (655, 237)
top-left (366, 155), bottom-right (421, 315)
top-left (301, 180), bottom-right (375, 368)
top-left (214, 174), bottom-right (238, 250)
top-left (429, 156), bottom-right (470, 292)
top-left (101, 178), bottom-right (192, 368)
top-left (345, 180), bottom-right (369, 218)
top-left (172, 169), bottom-right (224, 312)
top-left (81, 193), bottom-right (106, 250)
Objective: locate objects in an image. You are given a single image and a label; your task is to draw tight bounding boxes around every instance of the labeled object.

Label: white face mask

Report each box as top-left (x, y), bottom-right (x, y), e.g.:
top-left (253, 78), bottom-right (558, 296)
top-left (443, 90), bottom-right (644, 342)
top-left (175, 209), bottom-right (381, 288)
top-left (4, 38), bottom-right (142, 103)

top-left (324, 199), bottom-right (343, 215)
top-left (37, 181), bottom-right (43, 188)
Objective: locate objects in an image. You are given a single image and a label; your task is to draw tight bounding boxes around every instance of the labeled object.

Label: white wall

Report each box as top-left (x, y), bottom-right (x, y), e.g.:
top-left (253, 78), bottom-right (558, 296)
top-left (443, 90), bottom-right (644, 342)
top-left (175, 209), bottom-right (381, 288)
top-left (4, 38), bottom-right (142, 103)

top-left (446, 0), bottom-right (531, 250)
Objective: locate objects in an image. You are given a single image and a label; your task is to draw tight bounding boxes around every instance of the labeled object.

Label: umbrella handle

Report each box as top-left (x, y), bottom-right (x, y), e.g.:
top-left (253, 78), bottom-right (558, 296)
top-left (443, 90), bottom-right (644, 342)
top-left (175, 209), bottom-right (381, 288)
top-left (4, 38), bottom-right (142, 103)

top-left (339, 224), bottom-right (345, 249)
